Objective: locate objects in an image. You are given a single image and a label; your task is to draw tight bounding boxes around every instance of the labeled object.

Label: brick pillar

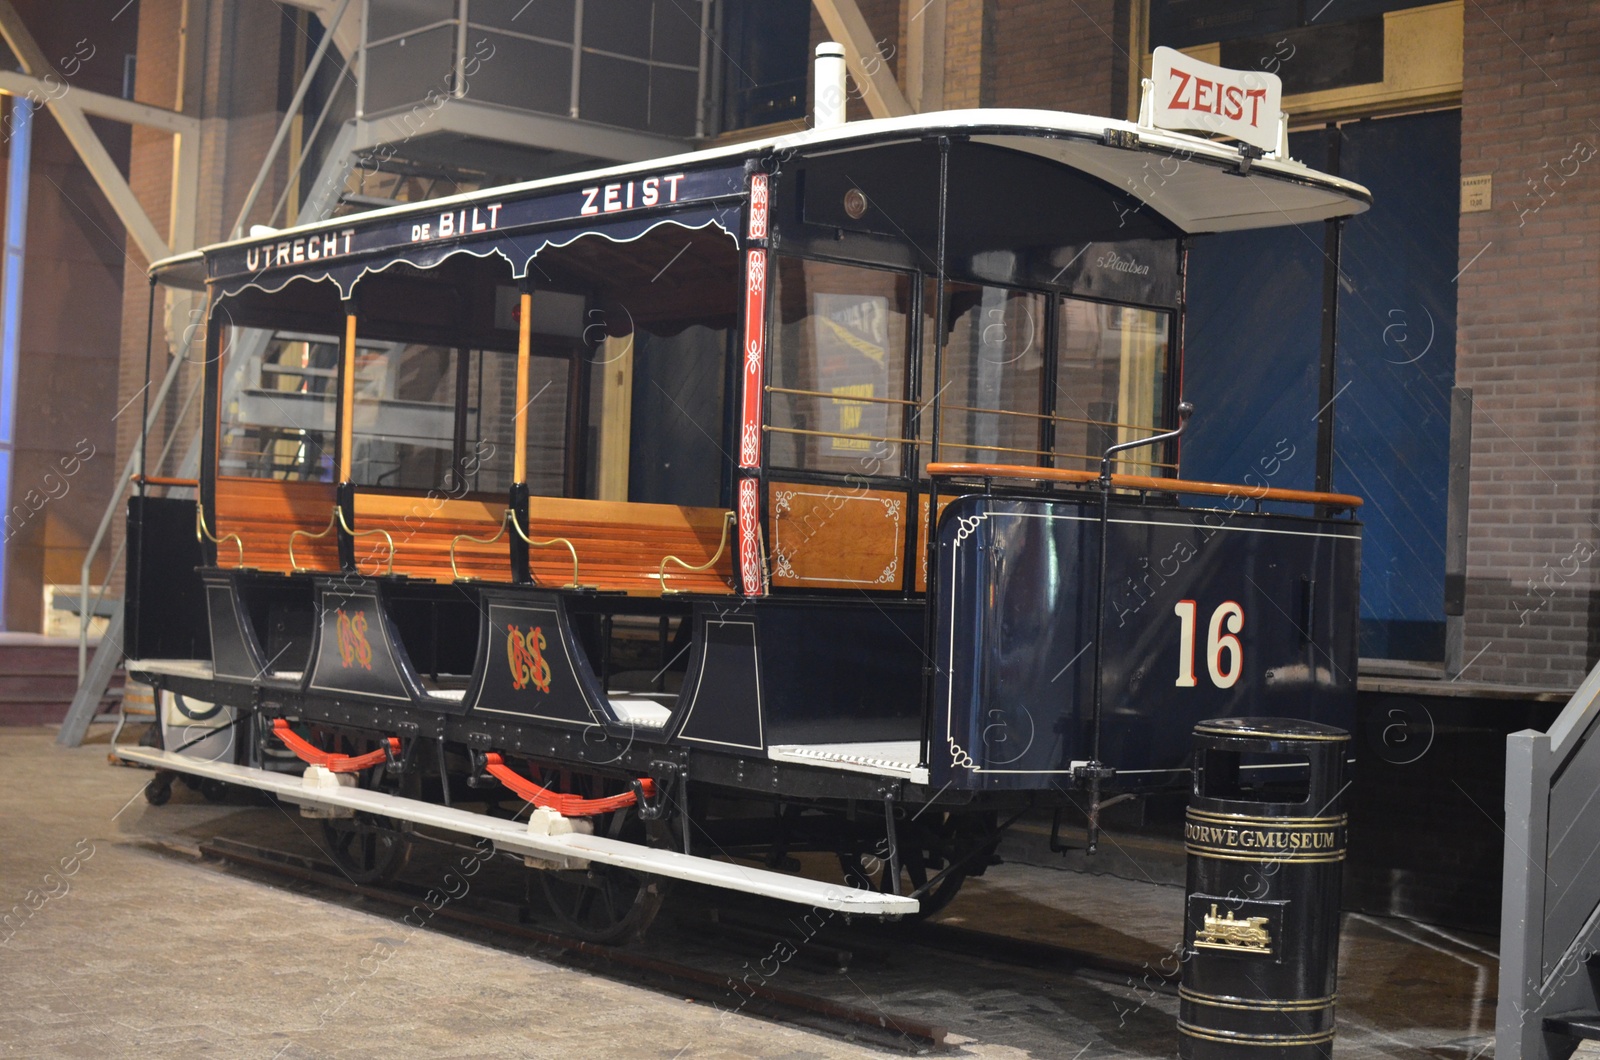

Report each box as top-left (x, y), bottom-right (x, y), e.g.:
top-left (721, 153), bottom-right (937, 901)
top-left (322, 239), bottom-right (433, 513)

top-left (1456, 1), bottom-right (1600, 688)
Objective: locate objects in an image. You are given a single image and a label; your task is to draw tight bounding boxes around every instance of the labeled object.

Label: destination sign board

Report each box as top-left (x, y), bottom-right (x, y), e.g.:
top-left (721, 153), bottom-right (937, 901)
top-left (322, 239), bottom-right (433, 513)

top-left (1149, 46), bottom-right (1282, 154)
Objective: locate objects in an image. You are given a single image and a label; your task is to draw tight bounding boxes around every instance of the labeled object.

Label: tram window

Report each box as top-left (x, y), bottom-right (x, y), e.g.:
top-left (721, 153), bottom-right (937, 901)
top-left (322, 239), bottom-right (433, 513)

top-left (921, 283), bottom-right (1047, 470)
top-left (218, 328), bottom-right (341, 482)
top-left (350, 343), bottom-right (463, 490)
top-left (769, 256), bottom-right (911, 476)
top-left (518, 353), bottom-right (571, 499)
top-left (531, 221), bottom-right (739, 505)
top-left (1054, 299), bottom-right (1171, 475)
top-left (582, 320), bottom-right (728, 506)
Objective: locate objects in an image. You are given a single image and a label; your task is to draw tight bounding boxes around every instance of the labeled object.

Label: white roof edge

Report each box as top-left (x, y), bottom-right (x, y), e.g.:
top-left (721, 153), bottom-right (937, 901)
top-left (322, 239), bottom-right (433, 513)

top-left (149, 107), bottom-right (1371, 279)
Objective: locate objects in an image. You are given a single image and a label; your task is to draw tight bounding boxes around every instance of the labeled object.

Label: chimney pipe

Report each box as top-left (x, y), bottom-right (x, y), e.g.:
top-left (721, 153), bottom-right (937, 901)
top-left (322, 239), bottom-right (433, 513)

top-left (814, 42), bottom-right (847, 130)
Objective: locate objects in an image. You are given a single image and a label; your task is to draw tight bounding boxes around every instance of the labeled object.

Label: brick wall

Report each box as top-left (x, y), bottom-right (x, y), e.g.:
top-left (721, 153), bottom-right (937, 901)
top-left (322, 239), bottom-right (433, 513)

top-left (111, 0), bottom-right (292, 594)
top-left (808, 0), bottom-right (1131, 122)
top-left (0, 1), bottom-right (139, 629)
top-left (1456, 1), bottom-right (1600, 688)
top-left (983, 0), bottom-right (1128, 118)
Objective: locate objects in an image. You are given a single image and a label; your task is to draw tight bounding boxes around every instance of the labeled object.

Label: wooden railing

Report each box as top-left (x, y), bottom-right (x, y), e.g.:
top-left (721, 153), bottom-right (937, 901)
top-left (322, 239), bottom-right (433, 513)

top-left (925, 462), bottom-right (1363, 510)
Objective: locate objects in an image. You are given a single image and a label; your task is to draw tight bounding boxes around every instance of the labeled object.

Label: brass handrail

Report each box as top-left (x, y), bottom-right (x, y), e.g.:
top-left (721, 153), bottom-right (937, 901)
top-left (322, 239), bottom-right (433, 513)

top-left (762, 424), bottom-right (924, 447)
top-left (508, 509), bottom-right (582, 589)
top-left (925, 462), bottom-right (1362, 509)
top-left (765, 385), bottom-right (921, 407)
top-left (449, 508), bottom-right (510, 581)
top-left (288, 509), bottom-right (336, 572)
top-left (336, 505), bottom-right (396, 577)
top-left (940, 401), bottom-right (1163, 435)
top-left (195, 503), bottom-right (245, 568)
top-left (657, 510), bottom-right (735, 595)
top-left (288, 505), bottom-right (396, 576)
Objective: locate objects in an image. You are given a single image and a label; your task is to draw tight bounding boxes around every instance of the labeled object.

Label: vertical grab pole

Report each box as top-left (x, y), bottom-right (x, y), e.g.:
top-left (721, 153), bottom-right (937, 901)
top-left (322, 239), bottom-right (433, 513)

top-left (335, 304), bottom-right (358, 572)
top-left (509, 284), bottom-right (533, 584)
top-left (920, 136), bottom-right (952, 765)
top-left (129, 277), bottom-right (156, 659)
top-left (1084, 402), bottom-right (1193, 853)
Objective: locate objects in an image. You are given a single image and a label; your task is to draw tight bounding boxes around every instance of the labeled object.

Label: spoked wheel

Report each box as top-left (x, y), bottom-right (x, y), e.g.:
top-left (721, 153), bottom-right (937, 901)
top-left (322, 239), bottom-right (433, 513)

top-left (838, 812), bottom-right (1000, 918)
top-left (320, 813), bottom-right (412, 884)
top-left (537, 863), bottom-right (664, 945)
top-left (524, 767), bottom-right (672, 944)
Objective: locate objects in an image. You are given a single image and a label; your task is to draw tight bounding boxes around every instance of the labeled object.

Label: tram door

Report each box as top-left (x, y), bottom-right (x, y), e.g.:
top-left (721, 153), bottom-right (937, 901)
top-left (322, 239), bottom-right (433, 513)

top-left (1183, 111), bottom-right (1461, 662)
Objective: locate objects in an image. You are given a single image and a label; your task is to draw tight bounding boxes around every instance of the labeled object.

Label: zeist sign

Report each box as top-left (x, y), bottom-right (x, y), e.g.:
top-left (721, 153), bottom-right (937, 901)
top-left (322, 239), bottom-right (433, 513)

top-left (1149, 46), bottom-right (1282, 154)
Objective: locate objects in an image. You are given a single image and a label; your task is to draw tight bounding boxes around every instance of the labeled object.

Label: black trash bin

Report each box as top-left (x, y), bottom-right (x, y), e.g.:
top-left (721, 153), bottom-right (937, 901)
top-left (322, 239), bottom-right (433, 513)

top-left (1179, 717), bottom-right (1349, 1058)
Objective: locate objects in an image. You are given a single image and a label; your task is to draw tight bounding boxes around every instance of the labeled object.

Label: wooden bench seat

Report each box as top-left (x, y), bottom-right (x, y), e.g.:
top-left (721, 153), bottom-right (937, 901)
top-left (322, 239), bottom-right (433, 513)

top-left (215, 477), bottom-right (339, 573)
top-left (353, 492), bottom-right (736, 594)
top-left (214, 478), bottom-right (735, 593)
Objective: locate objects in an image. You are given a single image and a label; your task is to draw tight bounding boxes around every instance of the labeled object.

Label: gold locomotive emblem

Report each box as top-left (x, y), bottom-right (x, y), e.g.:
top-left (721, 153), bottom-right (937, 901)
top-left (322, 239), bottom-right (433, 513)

top-left (1194, 903), bottom-right (1273, 954)
top-left (506, 624), bottom-right (553, 694)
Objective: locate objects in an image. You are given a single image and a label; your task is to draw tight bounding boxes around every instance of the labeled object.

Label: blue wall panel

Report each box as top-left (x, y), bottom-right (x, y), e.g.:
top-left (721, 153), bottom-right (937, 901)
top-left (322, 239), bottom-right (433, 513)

top-left (1180, 133), bottom-right (1327, 495)
top-left (1335, 111), bottom-right (1459, 660)
top-left (1180, 114), bottom-right (1460, 660)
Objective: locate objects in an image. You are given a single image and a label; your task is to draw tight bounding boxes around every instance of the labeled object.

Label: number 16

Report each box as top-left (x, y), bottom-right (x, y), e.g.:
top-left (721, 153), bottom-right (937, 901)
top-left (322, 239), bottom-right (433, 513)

top-left (1173, 600), bottom-right (1244, 689)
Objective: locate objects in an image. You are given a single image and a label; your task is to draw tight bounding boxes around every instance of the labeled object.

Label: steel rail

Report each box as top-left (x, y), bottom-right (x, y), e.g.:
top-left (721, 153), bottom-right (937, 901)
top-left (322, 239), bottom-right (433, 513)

top-left (180, 838), bottom-right (948, 1052)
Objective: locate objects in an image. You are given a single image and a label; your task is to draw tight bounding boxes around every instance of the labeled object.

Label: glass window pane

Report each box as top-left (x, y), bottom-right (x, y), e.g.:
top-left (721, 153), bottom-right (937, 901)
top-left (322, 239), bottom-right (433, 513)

top-left (922, 283), bottom-right (1046, 468)
top-left (578, 52), bottom-right (649, 129)
top-left (368, 0), bottom-right (455, 42)
top-left (516, 354), bottom-right (570, 498)
top-left (465, 32), bottom-right (571, 114)
top-left (363, 25), bottom-right (457, 114)
top-left (770, 257), bottom-right (911, 477)
top-left (1053, 299), bottom-right (1171, 474)
top-left (220, 328), bottom-right (340, 482)
top-left (583, 0), bottom-right (652, 56)
top-left (650, 0), bottom-right (703, 66)
top-left (467, 0), bottom-right (573, 39)
top-left (350, 343), bottom-right (460, 490)
top-left (629, 326), bottom-right (727, 507)
top-left (648, 65), bottom-right (698, 137)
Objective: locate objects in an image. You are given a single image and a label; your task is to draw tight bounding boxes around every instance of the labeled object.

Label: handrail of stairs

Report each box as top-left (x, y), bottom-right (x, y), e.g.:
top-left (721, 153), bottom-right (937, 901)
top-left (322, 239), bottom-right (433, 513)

top-left (1497, 658), bottom-right (1600, 1058)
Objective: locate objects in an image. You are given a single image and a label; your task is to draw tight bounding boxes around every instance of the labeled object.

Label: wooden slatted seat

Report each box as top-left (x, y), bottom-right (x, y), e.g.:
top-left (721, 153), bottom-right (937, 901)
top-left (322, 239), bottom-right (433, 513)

top-left (353, 492), bottom-right (736, 594)
top-left (215, 477), bottom-right (339, 572)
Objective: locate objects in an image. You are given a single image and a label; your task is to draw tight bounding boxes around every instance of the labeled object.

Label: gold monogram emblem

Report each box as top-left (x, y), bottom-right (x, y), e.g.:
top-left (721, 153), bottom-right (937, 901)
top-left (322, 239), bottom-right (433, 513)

top-left (506, 624), bottom-right (552, 693)
top-left (335, 609), bottom-right (373, 670)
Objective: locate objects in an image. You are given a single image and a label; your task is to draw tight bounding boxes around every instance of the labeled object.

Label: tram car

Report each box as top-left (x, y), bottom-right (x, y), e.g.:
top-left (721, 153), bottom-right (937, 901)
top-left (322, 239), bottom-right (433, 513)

top-left (116, 89), bottom-right (1369, 941)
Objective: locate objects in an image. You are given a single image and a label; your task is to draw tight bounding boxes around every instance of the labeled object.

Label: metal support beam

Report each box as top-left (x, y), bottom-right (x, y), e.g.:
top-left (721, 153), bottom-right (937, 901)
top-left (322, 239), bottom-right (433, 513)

top-left (0, 70), bottom-right (199, 135)
top-left (0, 95), bottom-right (31, 629)
top-left (231, 0), bottom-right (352, 239)
top-left (276, 0), bottom-right (363, 68)
top-left (811, 0), bottom-right (913, 119)
top-left (353, 98), bottom-right (691, 165)
top-left (903, 0), bottom-right (944, 113)
top-left (1443, 386), bottom-right (1472, 675)
top-left (57, 602), bottom-right (124, 747)
top-left (0, 1), bottom-right (171, 263)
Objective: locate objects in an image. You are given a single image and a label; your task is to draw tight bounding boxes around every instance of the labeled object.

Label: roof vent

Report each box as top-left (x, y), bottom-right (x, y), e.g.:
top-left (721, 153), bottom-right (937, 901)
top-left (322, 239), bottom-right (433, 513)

top-left (814, 42), bottom-right (847, 131)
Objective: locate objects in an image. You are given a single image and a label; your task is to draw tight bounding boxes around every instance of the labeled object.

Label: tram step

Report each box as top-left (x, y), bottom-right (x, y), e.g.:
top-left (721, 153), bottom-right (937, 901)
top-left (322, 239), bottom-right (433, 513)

top-left (111, 745), bottom-right (921, 917)
top-left (1546, 1012), bottom-right (1600, 1041)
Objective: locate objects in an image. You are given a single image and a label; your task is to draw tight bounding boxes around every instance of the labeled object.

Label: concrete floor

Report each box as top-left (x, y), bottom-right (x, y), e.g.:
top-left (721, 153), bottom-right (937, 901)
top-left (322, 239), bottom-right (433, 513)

top-left (0, 725), bottom-right (1497, 1058)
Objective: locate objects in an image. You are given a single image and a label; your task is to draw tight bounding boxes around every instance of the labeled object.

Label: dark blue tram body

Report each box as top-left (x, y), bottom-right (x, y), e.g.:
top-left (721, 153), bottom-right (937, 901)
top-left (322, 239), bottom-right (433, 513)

top-left (121, 109), bottom-right (1369, 931)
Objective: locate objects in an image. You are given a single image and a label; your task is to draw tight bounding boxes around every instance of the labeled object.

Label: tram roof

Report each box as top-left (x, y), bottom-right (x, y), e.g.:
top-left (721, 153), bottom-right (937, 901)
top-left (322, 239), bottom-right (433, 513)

top-left (150, 108), bottom-right (1371, 291)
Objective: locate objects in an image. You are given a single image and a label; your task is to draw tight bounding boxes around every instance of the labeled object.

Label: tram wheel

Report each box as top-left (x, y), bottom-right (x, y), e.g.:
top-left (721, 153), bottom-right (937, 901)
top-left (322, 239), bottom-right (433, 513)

top-left (144, 772), bottom-right (173, 806)
top-left (536, 863), bottom-right (664, 945)
top-left (320, 813), bottom-right (411, 884)
top-left (838, 812), bottom-right (999, 918)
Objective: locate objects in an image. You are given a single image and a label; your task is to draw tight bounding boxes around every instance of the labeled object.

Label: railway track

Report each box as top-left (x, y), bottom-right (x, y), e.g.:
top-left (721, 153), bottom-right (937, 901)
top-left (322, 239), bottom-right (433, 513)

top-left (139, 833), bottom-right (1177, 1055)
top-left (146, 836), bottom-right (949, 1053)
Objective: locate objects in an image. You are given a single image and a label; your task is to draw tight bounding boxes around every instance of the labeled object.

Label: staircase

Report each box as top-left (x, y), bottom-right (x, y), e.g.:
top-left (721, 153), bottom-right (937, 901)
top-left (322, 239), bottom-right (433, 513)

top-left (1498, 658), bottom-right (1600, 1059)
top-left (0, 634), bottom-right (122, 725)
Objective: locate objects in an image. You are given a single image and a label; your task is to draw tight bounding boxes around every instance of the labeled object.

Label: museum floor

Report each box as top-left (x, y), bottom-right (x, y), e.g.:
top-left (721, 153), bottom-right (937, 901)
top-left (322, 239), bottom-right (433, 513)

top-left (0, 726), bottom-right (1495, 1058)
